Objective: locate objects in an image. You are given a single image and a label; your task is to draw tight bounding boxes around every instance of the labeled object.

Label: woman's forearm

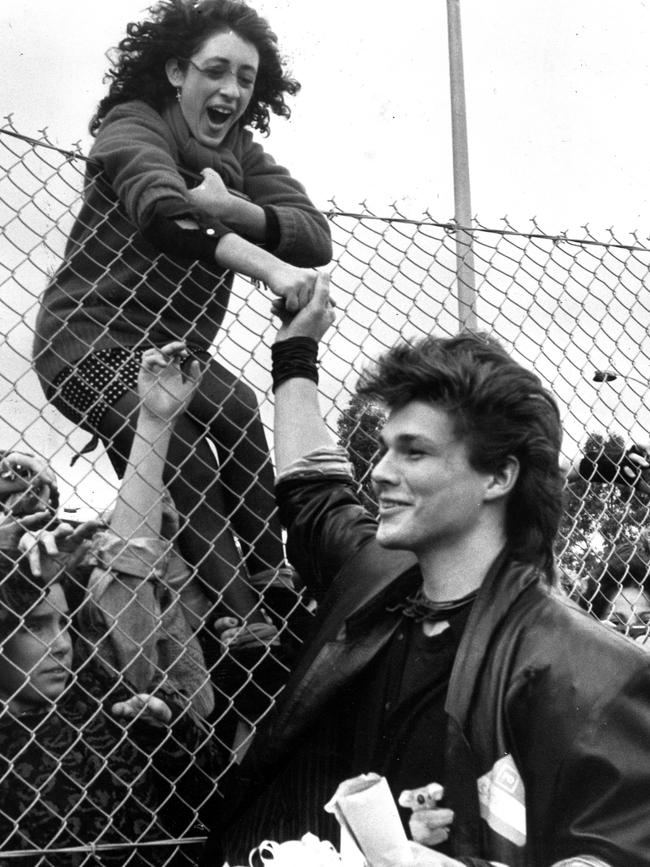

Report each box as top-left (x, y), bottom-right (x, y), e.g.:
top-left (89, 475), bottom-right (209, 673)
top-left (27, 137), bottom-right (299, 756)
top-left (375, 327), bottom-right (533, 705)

top-left (214, 232), bottom-right (280, 281)
top-left (109, 412), bottom-right (171, 540)
top-left (219, 196), bottom-right (267, 242)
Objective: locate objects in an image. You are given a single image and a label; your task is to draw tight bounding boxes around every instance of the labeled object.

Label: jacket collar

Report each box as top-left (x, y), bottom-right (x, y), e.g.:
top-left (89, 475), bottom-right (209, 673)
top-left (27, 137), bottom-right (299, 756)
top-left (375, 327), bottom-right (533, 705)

top-left (445, 548), bottom-right (542, 725)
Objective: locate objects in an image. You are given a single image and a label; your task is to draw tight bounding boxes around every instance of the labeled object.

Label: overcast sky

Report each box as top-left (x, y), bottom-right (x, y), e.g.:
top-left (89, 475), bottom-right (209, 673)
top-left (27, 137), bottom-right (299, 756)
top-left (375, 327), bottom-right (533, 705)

top-left (2, 0), bottom-right (650, 234)
top-left (2, 0), bottom-right (650, 512)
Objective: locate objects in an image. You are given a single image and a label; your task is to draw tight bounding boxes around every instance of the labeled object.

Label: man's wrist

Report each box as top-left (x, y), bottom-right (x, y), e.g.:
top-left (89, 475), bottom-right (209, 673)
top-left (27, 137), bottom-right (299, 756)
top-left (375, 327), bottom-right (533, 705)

top-left (271, 337), bottom-right (319, 392)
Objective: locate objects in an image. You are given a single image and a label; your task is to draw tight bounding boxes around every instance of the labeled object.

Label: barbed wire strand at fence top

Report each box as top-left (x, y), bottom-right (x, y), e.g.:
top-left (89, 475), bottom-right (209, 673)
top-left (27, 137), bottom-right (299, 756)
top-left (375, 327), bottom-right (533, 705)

top-left (3, 125), bottom-right (649, 254)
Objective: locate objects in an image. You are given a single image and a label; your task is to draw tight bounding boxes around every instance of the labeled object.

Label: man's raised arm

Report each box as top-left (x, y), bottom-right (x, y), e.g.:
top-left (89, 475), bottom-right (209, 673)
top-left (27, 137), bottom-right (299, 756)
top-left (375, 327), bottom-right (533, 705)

top-left (272, 270), bottom-right (337, 475)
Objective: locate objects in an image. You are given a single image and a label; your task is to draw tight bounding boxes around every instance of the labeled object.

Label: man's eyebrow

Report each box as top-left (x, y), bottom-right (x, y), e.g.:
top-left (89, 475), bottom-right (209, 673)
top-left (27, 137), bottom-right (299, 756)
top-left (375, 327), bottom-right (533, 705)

top-left (381, 433), bottom-right (434, 448)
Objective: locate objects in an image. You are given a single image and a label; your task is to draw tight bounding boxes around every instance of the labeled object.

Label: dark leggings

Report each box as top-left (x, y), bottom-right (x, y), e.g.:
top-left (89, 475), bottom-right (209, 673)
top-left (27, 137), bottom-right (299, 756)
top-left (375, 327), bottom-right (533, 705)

top-left (55, 357), bottom-right (284, 620)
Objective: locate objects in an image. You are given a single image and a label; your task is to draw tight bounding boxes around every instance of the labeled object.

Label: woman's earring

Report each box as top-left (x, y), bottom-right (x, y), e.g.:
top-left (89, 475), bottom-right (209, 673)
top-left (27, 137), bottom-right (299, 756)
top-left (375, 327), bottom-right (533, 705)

top-left (176, 87), bottom-right (182, 103)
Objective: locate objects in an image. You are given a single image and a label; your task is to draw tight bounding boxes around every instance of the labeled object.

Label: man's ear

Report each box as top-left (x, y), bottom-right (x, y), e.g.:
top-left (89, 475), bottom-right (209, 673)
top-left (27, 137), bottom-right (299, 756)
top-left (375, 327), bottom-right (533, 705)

top-left (484, 455), bottom-right (520, 502)
top-left (165, 59), bottom-right (185, 88)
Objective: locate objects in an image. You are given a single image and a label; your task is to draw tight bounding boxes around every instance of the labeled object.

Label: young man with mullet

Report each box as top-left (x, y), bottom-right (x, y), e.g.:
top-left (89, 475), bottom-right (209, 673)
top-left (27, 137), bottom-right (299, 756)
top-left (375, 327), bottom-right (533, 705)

top-left (203, 274), bottom-right (650, 867)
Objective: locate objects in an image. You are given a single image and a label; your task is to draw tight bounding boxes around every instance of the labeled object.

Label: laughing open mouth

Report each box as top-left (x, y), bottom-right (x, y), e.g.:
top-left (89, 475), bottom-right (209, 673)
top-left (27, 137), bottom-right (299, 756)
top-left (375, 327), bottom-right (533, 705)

top-left (206, 106), bottom-right (233, 124)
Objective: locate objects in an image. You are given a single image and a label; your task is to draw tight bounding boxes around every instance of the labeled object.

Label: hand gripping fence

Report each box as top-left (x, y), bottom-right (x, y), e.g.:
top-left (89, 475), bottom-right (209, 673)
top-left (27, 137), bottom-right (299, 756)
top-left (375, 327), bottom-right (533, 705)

top-left (2, 121), bottom-right (650, 862)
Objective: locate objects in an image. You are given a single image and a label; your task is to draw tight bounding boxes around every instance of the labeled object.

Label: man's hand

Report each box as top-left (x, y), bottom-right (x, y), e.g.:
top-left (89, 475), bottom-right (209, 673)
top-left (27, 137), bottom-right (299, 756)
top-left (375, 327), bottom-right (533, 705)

top-left (111, 693), bottom-right (172, 725)
top-left (273, 270), bottom-right (336, 343)
top-left (137, 342), bottom-right (200, 422)
top-left (399, 784), bottom-right (454, 849)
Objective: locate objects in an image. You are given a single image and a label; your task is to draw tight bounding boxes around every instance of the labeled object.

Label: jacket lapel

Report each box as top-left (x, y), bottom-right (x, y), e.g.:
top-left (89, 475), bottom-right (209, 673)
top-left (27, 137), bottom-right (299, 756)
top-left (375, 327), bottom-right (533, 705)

top-left (271, 541), bottom-right (417, 737)
top-left (443, 552), bottom-right (541, 859)
top-left (446, 551), bottom-right (540, 725)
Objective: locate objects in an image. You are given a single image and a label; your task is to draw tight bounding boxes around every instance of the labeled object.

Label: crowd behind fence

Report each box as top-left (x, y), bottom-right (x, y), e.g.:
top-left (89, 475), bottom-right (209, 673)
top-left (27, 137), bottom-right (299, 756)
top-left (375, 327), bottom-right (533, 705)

top-left (2, 123), bottom-right (650, 863)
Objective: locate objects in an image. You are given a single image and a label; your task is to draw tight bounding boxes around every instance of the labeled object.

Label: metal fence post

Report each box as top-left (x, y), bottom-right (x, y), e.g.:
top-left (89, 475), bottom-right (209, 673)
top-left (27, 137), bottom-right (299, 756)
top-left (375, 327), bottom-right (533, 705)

top-left (447, 0), bottom-right (477, 331)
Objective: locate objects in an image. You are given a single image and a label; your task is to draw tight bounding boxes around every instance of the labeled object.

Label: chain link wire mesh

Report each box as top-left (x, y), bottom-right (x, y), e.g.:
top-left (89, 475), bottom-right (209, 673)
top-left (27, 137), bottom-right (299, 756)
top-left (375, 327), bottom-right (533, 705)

top-left (2, 122), bottom-right (650, 862)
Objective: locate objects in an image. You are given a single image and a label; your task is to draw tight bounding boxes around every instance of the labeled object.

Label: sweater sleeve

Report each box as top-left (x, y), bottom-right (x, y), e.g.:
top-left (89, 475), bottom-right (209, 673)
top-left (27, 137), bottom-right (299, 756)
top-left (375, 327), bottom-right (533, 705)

top-left (89, 101), bottom-right (211, 231)
top-left (240, 136), bottom-right (332, 267)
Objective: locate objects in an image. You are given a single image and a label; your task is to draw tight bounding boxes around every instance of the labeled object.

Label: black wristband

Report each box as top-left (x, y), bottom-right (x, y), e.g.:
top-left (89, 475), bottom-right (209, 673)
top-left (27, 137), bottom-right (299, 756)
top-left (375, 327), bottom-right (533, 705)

top-left (271, 337), bottom-right (319, 392)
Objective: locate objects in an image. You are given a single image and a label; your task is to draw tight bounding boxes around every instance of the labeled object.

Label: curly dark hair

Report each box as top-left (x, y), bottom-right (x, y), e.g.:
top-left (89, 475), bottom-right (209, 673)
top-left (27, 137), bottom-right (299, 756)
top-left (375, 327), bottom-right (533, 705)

top-left (90, 0), bottom-right (300, 136)
top-left (357, 332), bottom-right (564, 580)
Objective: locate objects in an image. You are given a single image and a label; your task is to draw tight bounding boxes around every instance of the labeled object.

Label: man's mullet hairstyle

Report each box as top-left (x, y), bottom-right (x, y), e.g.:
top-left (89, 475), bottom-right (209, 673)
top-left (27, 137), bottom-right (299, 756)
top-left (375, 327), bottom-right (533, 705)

top-left (357, 332), bottom-right (564, 580)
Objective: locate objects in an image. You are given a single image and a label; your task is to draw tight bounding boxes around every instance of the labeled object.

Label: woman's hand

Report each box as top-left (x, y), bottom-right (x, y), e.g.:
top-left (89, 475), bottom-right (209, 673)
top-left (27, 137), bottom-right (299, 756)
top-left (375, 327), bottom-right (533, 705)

top-left (265, 262), bottom-right (322, 313)
top-left (137, 342), bottom-right (200, 422)
top-left (111, 693), bottom-right (172, 725)
top-left (18, 519), bottom-right (105, 576)
top-left (273, 270), bottom-right (336, 343)
top-left (0, 510), bottom-right (52, 552)
top-left (186, 167), bottom-right (233, 222)
top-left (213, 615), bottom-right (280, 650)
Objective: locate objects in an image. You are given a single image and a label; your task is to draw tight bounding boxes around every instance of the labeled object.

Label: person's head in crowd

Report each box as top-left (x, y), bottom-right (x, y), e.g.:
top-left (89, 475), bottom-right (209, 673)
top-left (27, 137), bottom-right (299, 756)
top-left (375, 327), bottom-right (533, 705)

top-left (0, 553), bottom-right (72, 713)
top-left (91, 0), bottom-right (300, 137)
top-left (595, 534), bottom-right (650, 644)
top-left (0, 452), bottom-right (59, 521)
top-left (570, 438), bottom-right (650, 499)
top-left (356, 332), bottom-right (564, 580)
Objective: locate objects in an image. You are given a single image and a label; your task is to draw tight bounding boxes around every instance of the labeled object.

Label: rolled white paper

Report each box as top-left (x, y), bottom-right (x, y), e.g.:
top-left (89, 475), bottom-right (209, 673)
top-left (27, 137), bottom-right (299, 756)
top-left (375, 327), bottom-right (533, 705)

top-left (325, 773), bottom-right (412, 867)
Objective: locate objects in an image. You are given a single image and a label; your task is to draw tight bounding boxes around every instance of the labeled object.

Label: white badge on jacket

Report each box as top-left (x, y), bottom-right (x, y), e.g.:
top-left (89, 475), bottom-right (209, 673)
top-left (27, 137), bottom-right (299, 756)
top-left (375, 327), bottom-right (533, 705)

top-left (477, 753), bottom-right (526, 847)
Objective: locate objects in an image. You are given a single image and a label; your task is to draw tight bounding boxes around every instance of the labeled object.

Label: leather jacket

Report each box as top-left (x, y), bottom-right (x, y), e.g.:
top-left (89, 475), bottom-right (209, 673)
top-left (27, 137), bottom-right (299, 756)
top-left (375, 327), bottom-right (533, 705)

top-left (205, 472), bottom-right (650, 867)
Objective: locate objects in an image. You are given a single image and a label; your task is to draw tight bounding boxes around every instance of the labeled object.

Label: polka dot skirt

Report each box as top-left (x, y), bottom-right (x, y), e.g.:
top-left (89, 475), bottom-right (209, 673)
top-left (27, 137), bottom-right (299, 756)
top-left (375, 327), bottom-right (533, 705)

top-left (53, 348), bottom-right (143, 430)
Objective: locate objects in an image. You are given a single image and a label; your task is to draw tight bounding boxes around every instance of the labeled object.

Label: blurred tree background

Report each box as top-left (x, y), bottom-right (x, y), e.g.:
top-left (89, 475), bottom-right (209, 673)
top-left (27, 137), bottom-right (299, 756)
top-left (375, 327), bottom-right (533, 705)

top-left (336, 395), bottom-right (385, 517)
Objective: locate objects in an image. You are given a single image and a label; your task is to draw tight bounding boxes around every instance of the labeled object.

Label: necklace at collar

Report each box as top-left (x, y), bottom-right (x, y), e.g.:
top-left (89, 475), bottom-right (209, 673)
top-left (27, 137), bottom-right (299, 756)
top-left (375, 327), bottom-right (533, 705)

top-left (386, 586), bottom-right (478, 622)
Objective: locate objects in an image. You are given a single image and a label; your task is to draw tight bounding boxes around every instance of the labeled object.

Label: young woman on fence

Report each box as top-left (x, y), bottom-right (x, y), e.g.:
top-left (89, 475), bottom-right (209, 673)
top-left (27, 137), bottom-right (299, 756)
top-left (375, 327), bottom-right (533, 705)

top-left (32, 0), bottom-right (331, 659)
top-left (0, 345), bottom-right (223, 866)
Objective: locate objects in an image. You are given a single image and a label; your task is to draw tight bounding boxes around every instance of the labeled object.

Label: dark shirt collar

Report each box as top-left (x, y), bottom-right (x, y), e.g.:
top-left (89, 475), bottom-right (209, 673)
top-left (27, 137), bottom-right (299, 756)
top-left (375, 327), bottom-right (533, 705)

top-left (346, 564), bottom-right (476, 641)
top-left (345, 564), bottom-right (422, 635)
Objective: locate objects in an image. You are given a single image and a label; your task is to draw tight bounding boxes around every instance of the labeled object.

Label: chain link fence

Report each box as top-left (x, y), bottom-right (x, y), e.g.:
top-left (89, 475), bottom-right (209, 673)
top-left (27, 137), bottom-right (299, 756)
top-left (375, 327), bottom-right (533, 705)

top-left (2, 122), bottom-right (650, 863)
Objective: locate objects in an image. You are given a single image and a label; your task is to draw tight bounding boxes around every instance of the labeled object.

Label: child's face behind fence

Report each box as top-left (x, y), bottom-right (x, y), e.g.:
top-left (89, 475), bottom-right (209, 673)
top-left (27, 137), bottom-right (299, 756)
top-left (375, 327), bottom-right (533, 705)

top-left (0, 583), bottom-right (72, 713)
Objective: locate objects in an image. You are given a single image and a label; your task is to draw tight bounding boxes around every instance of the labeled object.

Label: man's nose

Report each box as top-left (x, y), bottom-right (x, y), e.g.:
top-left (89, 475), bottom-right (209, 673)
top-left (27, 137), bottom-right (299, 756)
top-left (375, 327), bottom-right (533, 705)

top-left (371, 451), bottom-right (397, 488)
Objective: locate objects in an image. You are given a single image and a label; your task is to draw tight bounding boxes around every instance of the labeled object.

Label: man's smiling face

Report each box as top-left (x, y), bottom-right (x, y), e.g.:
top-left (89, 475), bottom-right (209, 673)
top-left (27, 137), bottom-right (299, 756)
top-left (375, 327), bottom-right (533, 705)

top-left (371, 401), bottom-right (494, 557)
